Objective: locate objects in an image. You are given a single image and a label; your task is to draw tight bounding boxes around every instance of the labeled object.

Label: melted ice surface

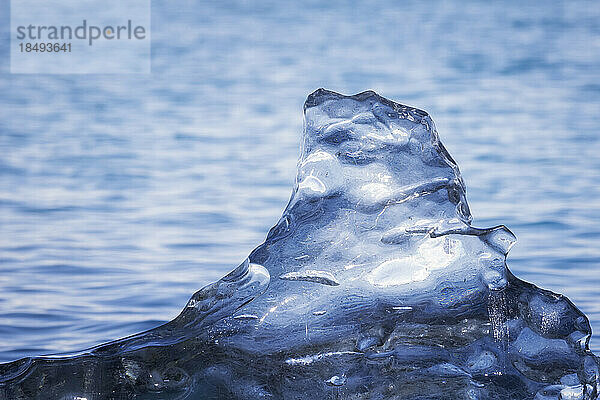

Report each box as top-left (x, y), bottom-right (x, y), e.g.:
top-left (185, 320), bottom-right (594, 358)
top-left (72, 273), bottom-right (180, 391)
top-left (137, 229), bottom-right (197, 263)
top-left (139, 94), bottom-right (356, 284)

top-left (241, 90), bottom-right (516, 328)
top-left (0, 90), bottom-right (598, 400)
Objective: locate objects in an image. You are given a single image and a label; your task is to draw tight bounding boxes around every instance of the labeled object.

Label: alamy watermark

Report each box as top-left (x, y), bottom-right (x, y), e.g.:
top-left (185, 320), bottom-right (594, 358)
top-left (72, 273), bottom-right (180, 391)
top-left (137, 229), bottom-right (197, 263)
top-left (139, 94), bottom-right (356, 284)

top-left (11, 0), bottom-right (151, 74)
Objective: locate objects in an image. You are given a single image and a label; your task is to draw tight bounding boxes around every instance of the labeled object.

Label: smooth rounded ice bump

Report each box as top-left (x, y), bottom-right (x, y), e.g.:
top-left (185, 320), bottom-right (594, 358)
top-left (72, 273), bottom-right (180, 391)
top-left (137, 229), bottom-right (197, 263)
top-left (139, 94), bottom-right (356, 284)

top-left (483, 269), bottom-right (508, 290)
top-left (526, 294), bottom-right (586, 339)
top-left (481, 226), bottom-right (517, 255)
top-left (325, 375), bottom-right (347, 386)
top-left (535, 385), bottom-right (566, 400)
top-left (466, 350), bottom-right (497, 373)
top-left (368, 257), bottom-right (429, 286)
top-left (296, 150), bottom-right (343, 199)
top-left (559, 385), bottom-right (585, 400)
top-left (368, 236), bottom-right (463, 287)
top-left (560, 374), bottom-right (581, 386)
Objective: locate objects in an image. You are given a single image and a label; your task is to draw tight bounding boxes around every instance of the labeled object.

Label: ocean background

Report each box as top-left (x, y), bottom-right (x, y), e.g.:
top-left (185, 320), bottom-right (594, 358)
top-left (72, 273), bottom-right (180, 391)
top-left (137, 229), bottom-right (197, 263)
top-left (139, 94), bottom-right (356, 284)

top-left (0, 0), bottom-right (599, 362)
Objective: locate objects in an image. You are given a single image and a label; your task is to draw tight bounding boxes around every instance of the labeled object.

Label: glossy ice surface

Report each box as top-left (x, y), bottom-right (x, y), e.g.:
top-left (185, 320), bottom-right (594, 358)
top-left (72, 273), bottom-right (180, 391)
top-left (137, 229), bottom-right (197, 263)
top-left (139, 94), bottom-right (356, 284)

top-left (0, 90), bottom-right (598, 400)
top-left (2, 0), bottom-right (600, 366)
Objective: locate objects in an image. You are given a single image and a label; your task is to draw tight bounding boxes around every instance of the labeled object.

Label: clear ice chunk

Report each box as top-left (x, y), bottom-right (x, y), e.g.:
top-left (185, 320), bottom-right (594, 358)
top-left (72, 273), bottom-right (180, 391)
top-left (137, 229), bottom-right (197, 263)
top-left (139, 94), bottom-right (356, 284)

top-left (0, 89), bottom-right (598, 400)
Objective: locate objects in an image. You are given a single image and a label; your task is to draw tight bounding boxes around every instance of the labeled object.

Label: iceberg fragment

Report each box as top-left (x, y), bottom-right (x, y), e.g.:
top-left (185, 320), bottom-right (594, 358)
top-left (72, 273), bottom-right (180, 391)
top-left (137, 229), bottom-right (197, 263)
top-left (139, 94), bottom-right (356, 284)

top-left (0, 89), bottom-right (598, 400)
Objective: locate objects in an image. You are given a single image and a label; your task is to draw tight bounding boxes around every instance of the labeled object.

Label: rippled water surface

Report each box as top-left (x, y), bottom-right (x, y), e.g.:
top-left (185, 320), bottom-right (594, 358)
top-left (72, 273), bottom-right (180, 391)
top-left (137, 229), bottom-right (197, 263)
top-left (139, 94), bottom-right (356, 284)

top-left (0, 0), bottom-right (599, 362)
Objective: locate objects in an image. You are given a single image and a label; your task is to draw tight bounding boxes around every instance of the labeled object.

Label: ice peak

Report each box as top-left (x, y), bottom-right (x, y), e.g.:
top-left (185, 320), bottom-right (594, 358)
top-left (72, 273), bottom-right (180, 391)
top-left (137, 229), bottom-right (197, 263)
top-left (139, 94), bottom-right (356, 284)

top-left (295, 89), bottom-right (470, 223)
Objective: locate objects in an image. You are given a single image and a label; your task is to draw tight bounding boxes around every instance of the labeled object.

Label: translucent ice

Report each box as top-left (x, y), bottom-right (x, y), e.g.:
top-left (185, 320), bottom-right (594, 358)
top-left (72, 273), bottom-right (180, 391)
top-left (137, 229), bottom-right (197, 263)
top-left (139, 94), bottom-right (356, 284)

top-left (0, 89), bottom-right (598, 400)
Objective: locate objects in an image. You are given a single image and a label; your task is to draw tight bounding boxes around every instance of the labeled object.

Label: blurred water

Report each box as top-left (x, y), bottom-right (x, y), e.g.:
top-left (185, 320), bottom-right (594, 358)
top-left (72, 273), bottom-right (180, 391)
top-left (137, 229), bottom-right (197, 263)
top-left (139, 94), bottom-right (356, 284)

top-left (0, 0), bottom-right (599, 363)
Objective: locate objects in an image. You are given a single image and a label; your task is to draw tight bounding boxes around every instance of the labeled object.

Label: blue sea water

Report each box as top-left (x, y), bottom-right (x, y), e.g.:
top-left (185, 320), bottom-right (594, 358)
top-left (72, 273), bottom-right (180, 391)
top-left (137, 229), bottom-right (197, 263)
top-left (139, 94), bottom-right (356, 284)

top-left (0, 0), bottom-right (599, 363)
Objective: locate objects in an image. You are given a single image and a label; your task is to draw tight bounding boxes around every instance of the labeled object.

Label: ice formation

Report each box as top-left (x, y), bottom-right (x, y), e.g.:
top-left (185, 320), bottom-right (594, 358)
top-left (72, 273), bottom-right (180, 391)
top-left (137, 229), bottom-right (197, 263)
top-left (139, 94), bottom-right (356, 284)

top-left (0, 89), bottom-right (598, 399)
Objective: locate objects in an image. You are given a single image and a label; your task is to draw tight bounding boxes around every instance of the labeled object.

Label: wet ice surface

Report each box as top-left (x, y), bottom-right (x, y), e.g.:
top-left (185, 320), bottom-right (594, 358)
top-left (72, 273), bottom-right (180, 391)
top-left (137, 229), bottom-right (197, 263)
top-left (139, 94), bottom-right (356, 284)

top-left (2, 1), bottom-right (600, 365)
top-left (1, 90), bottom-right (598, 399)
